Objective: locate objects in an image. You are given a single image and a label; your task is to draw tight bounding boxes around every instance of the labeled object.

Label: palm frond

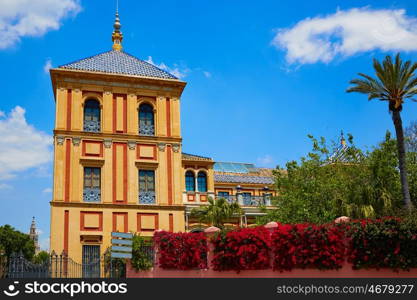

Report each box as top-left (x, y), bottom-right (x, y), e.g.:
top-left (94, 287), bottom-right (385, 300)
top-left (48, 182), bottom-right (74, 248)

top-left (347, 53), bottom-right (417, 111)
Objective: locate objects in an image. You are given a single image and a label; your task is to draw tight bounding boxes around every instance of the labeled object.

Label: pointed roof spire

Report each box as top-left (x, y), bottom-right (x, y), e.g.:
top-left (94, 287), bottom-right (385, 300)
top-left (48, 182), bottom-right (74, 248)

top-left (30, 216), bottom-right (36, 234)
top-left (340, 130), bottom-right (346, 147)
top-left (112, 0), bottom-right (123, 51)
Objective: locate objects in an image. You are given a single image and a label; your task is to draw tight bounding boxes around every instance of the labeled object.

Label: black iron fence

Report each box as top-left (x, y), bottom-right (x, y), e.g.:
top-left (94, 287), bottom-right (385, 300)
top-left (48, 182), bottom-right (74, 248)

top-left (141, 244), bottom-right (155, 264)
top-left (5, 250), bottom-right (126, 279)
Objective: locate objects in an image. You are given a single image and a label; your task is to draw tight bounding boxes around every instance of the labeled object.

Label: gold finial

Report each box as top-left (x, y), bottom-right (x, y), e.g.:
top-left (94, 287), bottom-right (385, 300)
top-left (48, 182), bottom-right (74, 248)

top-left (340, 130), bottom-right (346, 146)
top-left (112, 0), bottom-right (123, 51)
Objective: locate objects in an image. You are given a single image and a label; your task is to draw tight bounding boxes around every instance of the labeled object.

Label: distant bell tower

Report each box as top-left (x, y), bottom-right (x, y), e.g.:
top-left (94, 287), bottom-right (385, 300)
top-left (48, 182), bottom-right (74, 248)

top-left (29, 217), bottom-right (40, 253)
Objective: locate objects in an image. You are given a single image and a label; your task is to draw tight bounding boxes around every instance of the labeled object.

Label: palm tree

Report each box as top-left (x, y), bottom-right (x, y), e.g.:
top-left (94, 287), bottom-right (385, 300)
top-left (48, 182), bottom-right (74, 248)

top-left (190, 197), bottom-right (242, 229)
top-left (347, 53), bottom-right (417, 210)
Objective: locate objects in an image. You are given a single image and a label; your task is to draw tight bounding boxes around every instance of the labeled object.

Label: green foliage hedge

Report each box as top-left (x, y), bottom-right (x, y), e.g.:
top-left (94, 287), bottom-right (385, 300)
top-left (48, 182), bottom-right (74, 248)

top-left (348, 217), bottom-right (417, 270)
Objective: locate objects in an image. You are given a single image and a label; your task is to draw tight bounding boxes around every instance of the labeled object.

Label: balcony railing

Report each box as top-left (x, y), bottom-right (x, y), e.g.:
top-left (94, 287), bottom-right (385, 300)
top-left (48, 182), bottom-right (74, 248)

top-left (83, 188), bottom-right (101, 202)
top-left (139, 123), bottom-right (155, 136)
top-left (215, 195), bottom-right (271, 206)
top-left (139, 191), bottom-right (156, 204)
top-left (83, 120), bottom-right (101, 133)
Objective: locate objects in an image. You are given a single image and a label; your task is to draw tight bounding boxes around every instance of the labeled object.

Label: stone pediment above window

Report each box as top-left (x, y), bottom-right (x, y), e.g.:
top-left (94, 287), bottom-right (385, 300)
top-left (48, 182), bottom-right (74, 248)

top-left (80, 158), bottom-right (105, 167)
top-left (135, 161), bottom-right (158, 169)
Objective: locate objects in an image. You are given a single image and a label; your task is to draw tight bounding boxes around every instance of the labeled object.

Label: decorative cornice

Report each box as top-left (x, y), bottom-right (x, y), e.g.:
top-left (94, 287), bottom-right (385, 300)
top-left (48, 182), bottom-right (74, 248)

top-left (60, 76), bottom-right (180, 92)
top-left (49, 68), bottom-right (187, 101)
top-left (53, 129), bottom-right (182, 143)
top-left (50, 201), bottom-right (185, 211)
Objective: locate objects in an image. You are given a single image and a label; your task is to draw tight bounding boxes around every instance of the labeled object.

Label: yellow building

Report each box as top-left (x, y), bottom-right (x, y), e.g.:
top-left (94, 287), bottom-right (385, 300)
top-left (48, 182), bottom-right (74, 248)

top-left (49, 11), bottom-right (276, 263)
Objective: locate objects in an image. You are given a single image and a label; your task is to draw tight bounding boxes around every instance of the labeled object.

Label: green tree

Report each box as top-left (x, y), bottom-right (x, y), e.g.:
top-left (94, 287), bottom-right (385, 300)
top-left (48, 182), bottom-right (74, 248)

top-left (407, 151), bottom-right (417, 206)
top-left (190, 197), bottom-right (242, 229)
top-left (131, 234), bottom-right (153, 271)
top-left (32, 251), bottom-right (49, 264)
top-left (0, 225), bottom-right (35, 260)
top-left (404, 121), bottom-right (417, 206)
top-left (258, 133), bottom-right (403, 224)
top-left (347, 53), bottom-right (417, 210)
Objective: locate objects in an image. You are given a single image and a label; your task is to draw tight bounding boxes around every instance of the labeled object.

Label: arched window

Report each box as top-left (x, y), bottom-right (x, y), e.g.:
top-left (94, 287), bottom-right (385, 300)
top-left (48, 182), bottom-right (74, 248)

top-left (185, 171), bottom-right (195, 192)
top-left (83, 99), bottom-right (101, 132)
top-left (139, 103), bottom-right (154, 136)
top-left (197, 171), bottom-right (207, 192)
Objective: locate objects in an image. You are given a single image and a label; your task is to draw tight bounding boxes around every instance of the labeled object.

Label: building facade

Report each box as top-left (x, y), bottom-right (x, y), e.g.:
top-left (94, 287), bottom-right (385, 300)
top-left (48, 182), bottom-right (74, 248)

top-left (49, 12), bottom-right (276, 263)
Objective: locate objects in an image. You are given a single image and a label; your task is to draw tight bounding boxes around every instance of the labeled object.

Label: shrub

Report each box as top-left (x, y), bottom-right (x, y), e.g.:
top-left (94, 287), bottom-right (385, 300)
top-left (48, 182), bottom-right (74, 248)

top-left (347, 217), bottom-right (417, 270)
top-left (154, 231), bottom-right (207, 270)
top-left (211, 227), bottom-right (271, 272)
top-left (32, 251), bottom-right (49, 264)
top-left (131, 234), bottom-right (153, 271)
top-left (271, 223), bottom-right (346, 271)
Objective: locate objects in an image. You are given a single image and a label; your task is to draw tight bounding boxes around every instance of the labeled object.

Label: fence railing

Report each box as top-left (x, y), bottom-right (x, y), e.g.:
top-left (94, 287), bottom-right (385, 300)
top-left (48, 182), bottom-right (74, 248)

top-left (141, 244), bottom-right (155, 264)
top-left (5, 250), bottom-right (125, 279)
top-left (216, 195), bottom-right (271, 206)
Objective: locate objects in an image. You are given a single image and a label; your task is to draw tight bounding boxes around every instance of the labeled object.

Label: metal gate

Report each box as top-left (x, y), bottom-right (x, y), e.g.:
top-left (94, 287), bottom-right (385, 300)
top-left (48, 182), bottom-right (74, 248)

top-left (5, 249), bottom-right (125, 278)
top-left (8, 253), bottom-right (49, 278)
top-left (82, 245), bottom-right (101, 278)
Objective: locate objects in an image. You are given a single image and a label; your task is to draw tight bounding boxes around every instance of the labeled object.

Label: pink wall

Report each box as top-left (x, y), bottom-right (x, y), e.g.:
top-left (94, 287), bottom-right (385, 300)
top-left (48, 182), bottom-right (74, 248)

top-left (126, 260), bottom-right (417, 278)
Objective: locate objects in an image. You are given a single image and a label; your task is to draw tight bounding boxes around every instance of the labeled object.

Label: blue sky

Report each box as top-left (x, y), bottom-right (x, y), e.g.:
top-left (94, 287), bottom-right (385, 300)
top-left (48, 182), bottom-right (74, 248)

top-left (2, 0), bottom-right (417, 249)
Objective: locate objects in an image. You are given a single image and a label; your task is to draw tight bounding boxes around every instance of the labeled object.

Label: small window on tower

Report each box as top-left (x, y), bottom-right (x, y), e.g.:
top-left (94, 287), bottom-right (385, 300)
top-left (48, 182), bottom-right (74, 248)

top-left (84, 99), bottom-right (101, 132)
top-left (83, 167), bottom-right (101, 202)
top-left (139, 170), bottom-right (156, 204)
top-left (138, 103), bottom-right (154, 136)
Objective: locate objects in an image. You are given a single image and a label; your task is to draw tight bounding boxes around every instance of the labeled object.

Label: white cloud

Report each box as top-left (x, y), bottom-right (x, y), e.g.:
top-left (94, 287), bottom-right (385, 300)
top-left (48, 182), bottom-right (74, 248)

top-left (145, 56), bottom-right (188, 79)
top-left (203, 71), bottom-right (212, 78)
top-left (42, 187), bottom-right (52, 193)
top-left (43, 59), bottom-right (52, 73)
top-left (0, 0), bottom-right (81, 49)
top-left (273, 7), bottom-right (417, 65)
top-left (0, 106), bottom-right (53, 181)
top-left (257, 155), bottom-right (275, 168)
top-left (0, 183), bottom-right (12, 190)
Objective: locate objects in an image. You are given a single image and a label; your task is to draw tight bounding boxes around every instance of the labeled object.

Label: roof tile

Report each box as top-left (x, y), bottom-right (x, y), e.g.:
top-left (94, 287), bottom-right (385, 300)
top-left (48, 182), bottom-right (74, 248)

top-left (58, 50), bottom-right (178, 80)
